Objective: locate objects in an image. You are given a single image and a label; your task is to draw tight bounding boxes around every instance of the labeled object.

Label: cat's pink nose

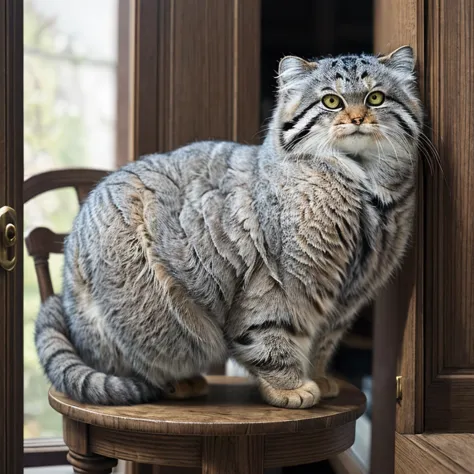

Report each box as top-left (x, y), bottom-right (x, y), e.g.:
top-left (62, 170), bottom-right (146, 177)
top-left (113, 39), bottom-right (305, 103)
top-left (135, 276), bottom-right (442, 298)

top-left (351, 116), bottom-right (363, 125)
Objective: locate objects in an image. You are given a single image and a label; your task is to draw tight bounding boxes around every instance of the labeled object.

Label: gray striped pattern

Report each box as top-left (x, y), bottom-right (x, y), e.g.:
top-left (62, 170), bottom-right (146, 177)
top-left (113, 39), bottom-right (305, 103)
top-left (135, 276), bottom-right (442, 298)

top-left (35, 47), bottom-right (422, 408)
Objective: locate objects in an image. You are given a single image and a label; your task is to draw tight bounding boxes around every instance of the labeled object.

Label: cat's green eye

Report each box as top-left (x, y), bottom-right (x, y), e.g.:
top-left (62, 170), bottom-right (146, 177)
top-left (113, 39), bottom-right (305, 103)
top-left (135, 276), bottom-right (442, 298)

top-left (366, 91), bottom-right (385, 106)
top-left (322, 94), bottom-right (343, 110)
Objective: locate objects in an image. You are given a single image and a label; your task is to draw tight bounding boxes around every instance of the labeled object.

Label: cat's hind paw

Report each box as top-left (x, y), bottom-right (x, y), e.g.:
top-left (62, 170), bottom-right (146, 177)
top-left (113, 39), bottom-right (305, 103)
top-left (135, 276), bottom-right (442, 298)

top-left (164, 375), bottom-right (209, 400)
top-left (259, 379), bottom-right (321, 409)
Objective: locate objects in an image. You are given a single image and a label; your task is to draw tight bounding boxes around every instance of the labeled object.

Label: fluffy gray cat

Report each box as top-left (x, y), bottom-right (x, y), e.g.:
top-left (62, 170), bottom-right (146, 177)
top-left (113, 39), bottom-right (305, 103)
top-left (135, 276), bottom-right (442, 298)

top-left (35, 46), bottom-right (422, 409)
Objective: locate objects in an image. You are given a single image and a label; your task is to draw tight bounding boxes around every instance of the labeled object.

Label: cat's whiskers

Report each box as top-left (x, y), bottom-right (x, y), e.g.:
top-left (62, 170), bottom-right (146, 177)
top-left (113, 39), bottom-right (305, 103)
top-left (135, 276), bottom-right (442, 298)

top-left (374, 124), bottom-right (416, 169)
top-left (372, 132), bottom-right (384, 168)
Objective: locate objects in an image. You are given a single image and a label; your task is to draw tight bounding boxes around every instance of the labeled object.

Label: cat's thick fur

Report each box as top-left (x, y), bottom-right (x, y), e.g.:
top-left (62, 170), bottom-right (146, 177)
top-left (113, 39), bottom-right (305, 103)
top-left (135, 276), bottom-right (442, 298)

top-left (36, 46), bottom-right (422, 408)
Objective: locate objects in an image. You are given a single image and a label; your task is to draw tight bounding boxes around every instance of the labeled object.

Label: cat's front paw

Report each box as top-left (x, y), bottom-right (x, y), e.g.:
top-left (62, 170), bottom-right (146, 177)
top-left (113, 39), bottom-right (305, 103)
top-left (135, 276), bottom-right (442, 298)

top-left (313, 376), bottom-right (340, 399)
top-left (259, 379), bottom-right (321, 409)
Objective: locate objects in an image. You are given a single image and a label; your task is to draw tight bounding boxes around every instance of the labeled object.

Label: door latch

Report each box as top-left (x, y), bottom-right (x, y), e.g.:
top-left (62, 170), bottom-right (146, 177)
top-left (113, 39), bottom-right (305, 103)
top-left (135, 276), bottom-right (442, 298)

top-left (396, 375), bottom-right (403, 402)
top-left (0, 206), bottom-right (17, 271)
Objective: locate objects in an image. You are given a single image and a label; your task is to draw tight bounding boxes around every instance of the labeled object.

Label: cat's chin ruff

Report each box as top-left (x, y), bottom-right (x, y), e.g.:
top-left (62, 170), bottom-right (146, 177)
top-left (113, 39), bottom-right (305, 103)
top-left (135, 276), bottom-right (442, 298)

top-left (334, 133), bottom-right (376, 155)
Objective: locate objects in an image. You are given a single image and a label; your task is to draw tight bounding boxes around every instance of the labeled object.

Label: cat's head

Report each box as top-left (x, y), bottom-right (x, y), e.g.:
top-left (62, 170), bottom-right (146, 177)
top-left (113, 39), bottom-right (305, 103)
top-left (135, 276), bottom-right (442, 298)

top-left (275, 46), bottom-right (422, 160)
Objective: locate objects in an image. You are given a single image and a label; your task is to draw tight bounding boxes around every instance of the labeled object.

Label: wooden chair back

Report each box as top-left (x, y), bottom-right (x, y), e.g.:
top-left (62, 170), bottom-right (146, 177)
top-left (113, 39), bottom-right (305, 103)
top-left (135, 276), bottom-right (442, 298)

top-left (24, 169), bottom-right (109, 302)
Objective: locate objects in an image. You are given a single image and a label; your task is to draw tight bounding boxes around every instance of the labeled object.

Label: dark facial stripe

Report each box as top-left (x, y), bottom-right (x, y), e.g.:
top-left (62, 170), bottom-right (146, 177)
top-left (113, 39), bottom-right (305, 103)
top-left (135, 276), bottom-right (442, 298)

top-left (386, 95), bottom-right (421, 128)
top-left (389, 110), bottom-right (415, 138)
top-left (283, 113), bottom-right (324, 151)
top-left (43, 348), bottom-right (75, 375)
top-left (282, 99), bottom-right (320, 132)
top-left (361, 71), bottom-right (368, 79)
top-left (335, 72), bottom-right (343, 80)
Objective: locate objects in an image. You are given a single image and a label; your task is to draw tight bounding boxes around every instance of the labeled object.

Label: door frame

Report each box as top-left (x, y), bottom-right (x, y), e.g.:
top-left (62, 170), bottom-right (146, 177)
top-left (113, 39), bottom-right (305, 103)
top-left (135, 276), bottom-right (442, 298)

top-left (371, 0), bottom-right (425, 472)
top-left (0, 0), bottom-right (24, 473)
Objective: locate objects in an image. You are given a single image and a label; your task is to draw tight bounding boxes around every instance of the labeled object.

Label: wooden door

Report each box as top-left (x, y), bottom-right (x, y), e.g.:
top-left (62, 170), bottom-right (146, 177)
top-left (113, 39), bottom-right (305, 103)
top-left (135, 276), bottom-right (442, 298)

top-left (422, 0), bottom-right (474, 432)
top-left (0, 0), bottom-right (23, 473)
top-left (374, 0), bottom-right (474, 468)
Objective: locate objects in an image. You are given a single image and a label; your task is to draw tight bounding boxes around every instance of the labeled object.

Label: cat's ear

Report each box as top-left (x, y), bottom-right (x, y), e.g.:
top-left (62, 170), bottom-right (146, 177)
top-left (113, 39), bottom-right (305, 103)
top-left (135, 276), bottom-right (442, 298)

top-left (278, 56), bottom-right (317, 90)
top-left (378, 45), bottom-right (415, 73)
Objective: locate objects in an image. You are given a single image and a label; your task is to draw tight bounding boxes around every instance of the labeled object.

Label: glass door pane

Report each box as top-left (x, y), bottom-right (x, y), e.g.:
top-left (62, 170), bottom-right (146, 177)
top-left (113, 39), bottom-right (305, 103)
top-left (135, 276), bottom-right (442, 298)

top-left (24, 0), bottom-right (132, 439)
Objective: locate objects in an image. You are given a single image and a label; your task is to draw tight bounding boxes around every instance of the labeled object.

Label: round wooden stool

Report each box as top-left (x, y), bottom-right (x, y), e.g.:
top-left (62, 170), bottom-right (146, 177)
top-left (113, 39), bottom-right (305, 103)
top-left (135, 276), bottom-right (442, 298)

top-left (49, 376), bottom-right (366, 474)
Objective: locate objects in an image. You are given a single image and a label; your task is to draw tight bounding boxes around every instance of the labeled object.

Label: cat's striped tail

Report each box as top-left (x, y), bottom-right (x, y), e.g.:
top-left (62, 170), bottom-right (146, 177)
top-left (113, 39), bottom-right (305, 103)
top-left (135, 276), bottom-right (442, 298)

top-left (35, 295), bottom-right (159, 405)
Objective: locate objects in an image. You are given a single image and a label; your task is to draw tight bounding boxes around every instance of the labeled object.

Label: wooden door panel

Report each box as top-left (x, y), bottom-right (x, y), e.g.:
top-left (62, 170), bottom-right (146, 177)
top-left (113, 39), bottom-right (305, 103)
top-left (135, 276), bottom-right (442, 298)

top-left (172, 0), bottom-right (234, 145)
top-left (135, 0), bottom-right (261, 156)
top-left (0, 0), bottom-right (23, 473)
top-left (424, 0), bottom-right (474, 431)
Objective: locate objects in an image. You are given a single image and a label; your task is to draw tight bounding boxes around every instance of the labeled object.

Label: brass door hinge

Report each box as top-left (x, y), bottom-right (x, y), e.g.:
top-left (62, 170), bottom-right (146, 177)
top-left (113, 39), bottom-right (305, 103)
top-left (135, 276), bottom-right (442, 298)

top-left (396, 375), bottom-right (403, 402)
top-left (0, 206), bottom-right (17, 271)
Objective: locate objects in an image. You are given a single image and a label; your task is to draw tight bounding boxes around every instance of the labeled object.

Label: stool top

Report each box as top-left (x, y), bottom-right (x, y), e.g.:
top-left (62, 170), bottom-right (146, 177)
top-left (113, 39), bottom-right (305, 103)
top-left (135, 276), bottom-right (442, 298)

top-left (49, 376), bottom-right (366, 436)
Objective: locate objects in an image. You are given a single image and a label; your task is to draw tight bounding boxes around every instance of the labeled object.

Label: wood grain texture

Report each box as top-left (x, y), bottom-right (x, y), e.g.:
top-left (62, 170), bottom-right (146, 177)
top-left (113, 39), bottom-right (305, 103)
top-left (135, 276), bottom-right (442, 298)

top-left (53, 377), bottom-right (363, 470)
top-left (134, 0), bottom-right (261, 156)
top-left (172, 0), bottom-right (233, 146)
top-left (50, 376), bottom-right (363, 472)
top-left (233, 0), bottom-right (261, 144)
top-left (424, 0), bottom-right (474, 432)
top-left (74, 415), bottom-right (357, 469)
top-left (49, 376), bottom-right (365, 436)
top-left (202, 436), bottom-right (264, 474)
top-left (419, 433), bottom-right (474, 470)
top-left (90, 427), bottom-right (201, 467)
top-left (373, 0), bottom-right (426, 439)
top-left (134, 0), bottom-right (159, 156)
top-left (264, 422), bottom-right (355, 468)
top-left (395, 433), bottom-right (460, 474)
top-left (63, 418), bottom-right (89, 455)
top-left (395, 433), bottom-right (474, 474)
top-left (0, 0), bottom-right (23, 473)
